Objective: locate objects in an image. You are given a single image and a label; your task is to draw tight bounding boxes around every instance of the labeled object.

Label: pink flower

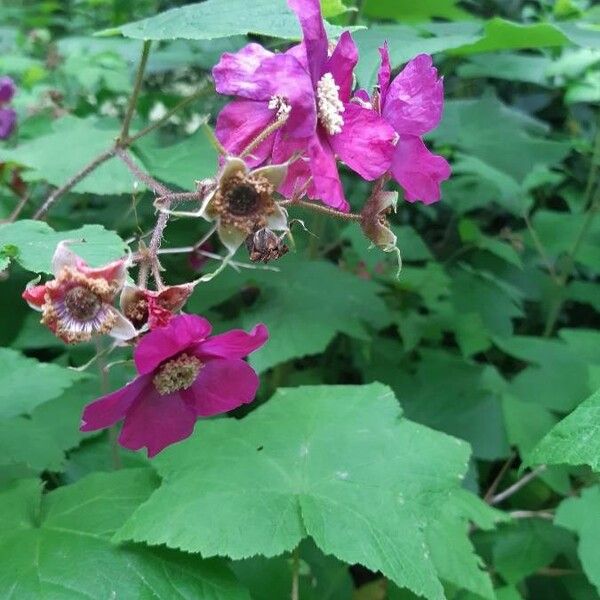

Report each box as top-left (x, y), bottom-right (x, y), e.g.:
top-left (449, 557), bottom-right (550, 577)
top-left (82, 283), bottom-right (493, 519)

top-left (213, 0), bottom-right (395, 212)
top-left (359, 45), bottom-right (451, 204)
top-left (80, 314), bottom-right (268, 457)
top-left (120, 282), bottom-right (196, 330)
top-left (22, 242), bottom-right (136, 343)
top-left (0, 76), bottom-right (17, 139)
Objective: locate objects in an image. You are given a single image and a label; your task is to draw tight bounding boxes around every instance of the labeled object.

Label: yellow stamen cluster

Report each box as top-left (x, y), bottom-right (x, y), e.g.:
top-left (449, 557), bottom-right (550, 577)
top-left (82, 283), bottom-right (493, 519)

top-left (153, 353), bottom-right (203, 395)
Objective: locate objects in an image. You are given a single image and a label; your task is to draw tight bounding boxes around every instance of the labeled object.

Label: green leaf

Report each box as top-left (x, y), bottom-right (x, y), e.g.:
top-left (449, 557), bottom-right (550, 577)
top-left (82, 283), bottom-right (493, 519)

top-left (555, 486), bottom-right (600, 594)
top-left (321, 0), bottom-right (349, 18)
top-left (0, 220), bottom-right (127, 274)
top-left (353, 23), bottom-right (482, 87)
top-left (116, 384), bottom-right (495, 600)
top-left (134, 128), bottom-right (218, 190)
top-left (528, 387), bottom-right (600, 471)
top-left (0, 348), bottom-right (82, 419)
top-left (0, 470), bottom-right (251, 599)
top-left (0, 116), bottom-right (141, 195)
top-left (238, 259), bottom-right (391, 372)
top-left (111, 0), bottom-right (353, 41)
top-left (457, 53), bottom-right (553, 86)
top-left (363, 0), bottom-right (472, 22)
top-left (450, 18), bottom-right (569, 55)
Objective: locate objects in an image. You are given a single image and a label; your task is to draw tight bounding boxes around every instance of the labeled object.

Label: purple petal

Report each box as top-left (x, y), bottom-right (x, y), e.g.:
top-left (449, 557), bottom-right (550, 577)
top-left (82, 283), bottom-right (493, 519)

top-left (185, 358), bottom-right (259, 417)
top-left (287, 0), bottom-right (328, 85)
top-left (378, 43), bottom-right (392, 105)
top-left (391, 135), bottom-right (451, 204)
top-left (329, 102), bottom-right (395, 181)
top-left (195, 323), bottom-right (268, 360)
top-left (307, 133), bottom-right (349, 212)
top-left (134, 314), bottom-right (212, 375)
top-left (80, 374), bottom-right (151, 432)
top-left (383, 54), bottom-right (444, 136)
top-left (0, 107), bottom-right (16, 139)
top-left (213, 43), bottom-right (275, 98)
top-left (326, 31), bottom-right (358, 103)
top-left (272, 134), bottom-right (312, 198)
top-left (119, 388), bottom-right (197, 457)
top-left (216, 99), bottom-right (275, 167)
top-left (0, 77), bottom-right (15, 104)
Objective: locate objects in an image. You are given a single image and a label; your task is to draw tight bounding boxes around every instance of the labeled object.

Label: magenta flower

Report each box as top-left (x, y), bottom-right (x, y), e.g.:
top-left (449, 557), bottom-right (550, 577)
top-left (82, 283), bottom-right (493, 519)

top-left (0, 76), bottom-right (17, 139)
top-left (213, 0), bottom-right (395, 212)
top-left (80, 314), bottom-right (268, 457)
top-left (357, 45), bottom-right (451, 204)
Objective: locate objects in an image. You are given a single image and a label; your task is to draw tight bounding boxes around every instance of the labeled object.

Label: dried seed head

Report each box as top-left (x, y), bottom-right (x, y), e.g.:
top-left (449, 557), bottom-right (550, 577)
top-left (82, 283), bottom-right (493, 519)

top-left (245, 228), bottom-right (289, 263)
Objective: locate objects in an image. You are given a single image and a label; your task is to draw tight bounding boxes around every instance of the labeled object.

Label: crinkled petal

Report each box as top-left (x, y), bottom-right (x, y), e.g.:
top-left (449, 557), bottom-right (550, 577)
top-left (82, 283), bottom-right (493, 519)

top-left (51, 241), bottom-right (81, 277)
top-left (119, 388), bottom-right (197, 457)
top-left (79, 258), bottom-right (129, 288)
top-left (0, 76), bottom-right (15, 104)
top-left (377, 43), bottom-right (392, 105)
top-left (22, 283), bottom-right (47, 310)
top-left (267, 203), bottom-right (289, 231)
top-left (307, 133), bottom-right (348, 211)
top-left (194, 323), bottom-right (268, 360)
top-left (134, 314), bottom-right (213, 375)
top-left (272, 134), bottom-right (312, 199)
top-left (185, 358), bottom-right (259, 417)
top-left (383, 54), bottom-right (444, 136)
top-left (217, 222), bottom-right (249, 254)
top-left (326, 31), bottom-right (358, 103)
top-left (329, 102), bottom-right (395, 181)
top-left (215, 99), bottom-right (275, 167)
top-left (253, 162), bottom-right (289, 190)
top-left (287, 0), bottom-right (328, 85)
top-left (0, 107), bottom-right (16, 139)
top-left (391, 135), bottom-right (451, 204)
top-left (80, 374), bottom-right (151, 432)
top-left (108, 310), bottom-right (137, 341)
top-left (212, 43), bottom-right (276, 98)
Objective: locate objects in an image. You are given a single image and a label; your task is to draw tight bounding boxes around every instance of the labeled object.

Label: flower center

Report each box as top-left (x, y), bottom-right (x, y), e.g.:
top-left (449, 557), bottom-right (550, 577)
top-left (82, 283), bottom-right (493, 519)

top-left (153, 353), bottom-right (203, 395)
top-left (268, 95), bottom-right (291, 120)
top-left (64, 285), bottom-right (102, 321)
top-left (316, 72), bottom-right (345, 135)
top-left (226, 183), bottom-right (260, 216)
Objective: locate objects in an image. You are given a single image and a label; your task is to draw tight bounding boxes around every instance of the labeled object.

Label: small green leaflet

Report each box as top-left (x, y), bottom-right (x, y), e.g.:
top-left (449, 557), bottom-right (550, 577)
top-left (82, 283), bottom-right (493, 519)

top-left (528, 387), bottom-right (600, 472)
top-left (108, 0), bottom-right (354, 41)
top-left (116, 384), bottom-right (497, 600)
top-left (0, 470), bottom-right (251, 599)
top-left (0, 348), bottom-right (82, 418)
top-left (0, 220), bottom-right (127, 274)
top-left (555, 486), bottom-right (600, 594)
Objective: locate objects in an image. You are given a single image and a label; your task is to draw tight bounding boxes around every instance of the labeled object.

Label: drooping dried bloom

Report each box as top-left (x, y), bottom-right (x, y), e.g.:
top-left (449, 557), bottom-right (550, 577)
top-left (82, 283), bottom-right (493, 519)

top-left (22, 242), bottom-right (136, 343)
top-left (80, 314), bottom-right (268, 457)
top-left (0, 76), bottom-right (17, 139)
top-left (360, 189), bottom-right (402, 276)
top-left (199, 156), bottom-right (290, 254)
top-left (212, 0), bottom-right (395, 212)
top-left (245, 228), bottom-right (289, 263)
top-left (356, 45), bottom-right (450, 204)
top-left (120, 282), bottom-right (196, 330)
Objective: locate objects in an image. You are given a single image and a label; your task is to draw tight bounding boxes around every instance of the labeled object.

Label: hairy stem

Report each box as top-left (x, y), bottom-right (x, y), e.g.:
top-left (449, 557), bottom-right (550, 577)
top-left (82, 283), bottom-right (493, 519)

top-left (119, 40), bottom-right (152, 145)
top-left (33, 148), bottom-right (116, 219)
top-left (240, 115), bottom-right (288, 159)
top-left (280, 198), bottom-right (362, 221)
top-left (116, 148), bottom-right (171, 196)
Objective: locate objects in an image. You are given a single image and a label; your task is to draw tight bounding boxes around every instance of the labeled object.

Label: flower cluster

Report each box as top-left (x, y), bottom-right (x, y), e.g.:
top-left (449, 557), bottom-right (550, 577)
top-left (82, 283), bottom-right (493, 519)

top-left (0, 76), bottom-right (17, 139)
top-left (212, 0), bottom-right (450, 212)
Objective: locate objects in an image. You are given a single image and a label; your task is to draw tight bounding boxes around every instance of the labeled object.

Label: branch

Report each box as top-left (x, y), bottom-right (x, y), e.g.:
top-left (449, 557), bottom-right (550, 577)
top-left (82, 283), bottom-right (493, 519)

top-left (118, 40), bottom-right (152, 145)
top-left (115, 148), bottom-right (171, 196)
top-left (483, 452), bottom-right (516, 503)
top-left (280, 198), bottom-right (362, 221)
top-left (33, 148), bottom-right (116, 219)
top-left (490, 465), bottom-right (547, 505)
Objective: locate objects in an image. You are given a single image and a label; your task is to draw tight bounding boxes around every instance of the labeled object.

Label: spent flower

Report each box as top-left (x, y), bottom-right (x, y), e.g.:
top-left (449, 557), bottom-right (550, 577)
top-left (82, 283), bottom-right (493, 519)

top-left (80, 314), bottom-right (268, 456)
top-left (22, 242), bottom-right (136, 343)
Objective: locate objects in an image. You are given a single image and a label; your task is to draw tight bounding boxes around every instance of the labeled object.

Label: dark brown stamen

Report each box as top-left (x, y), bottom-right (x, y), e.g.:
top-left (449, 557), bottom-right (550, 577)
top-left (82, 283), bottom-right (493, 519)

top-left (64, 286), bottom-right (102, 321)
top-left (227, 184), bottom-right (260, 216)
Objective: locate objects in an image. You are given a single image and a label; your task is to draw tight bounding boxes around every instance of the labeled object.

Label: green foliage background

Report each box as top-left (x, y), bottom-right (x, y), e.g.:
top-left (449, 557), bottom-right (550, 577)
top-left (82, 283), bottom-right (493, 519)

top-left (0, 0), bottom-right (599, 598)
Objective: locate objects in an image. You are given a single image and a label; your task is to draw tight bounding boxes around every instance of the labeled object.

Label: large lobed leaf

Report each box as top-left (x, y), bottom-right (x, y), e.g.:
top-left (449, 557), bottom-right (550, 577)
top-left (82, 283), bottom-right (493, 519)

top-left (116, 383), bottom-right (497, 600)
top-left (110, 0), bottom-right (353, 41)
top-left (0, 469), bottom-right (250, 599)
